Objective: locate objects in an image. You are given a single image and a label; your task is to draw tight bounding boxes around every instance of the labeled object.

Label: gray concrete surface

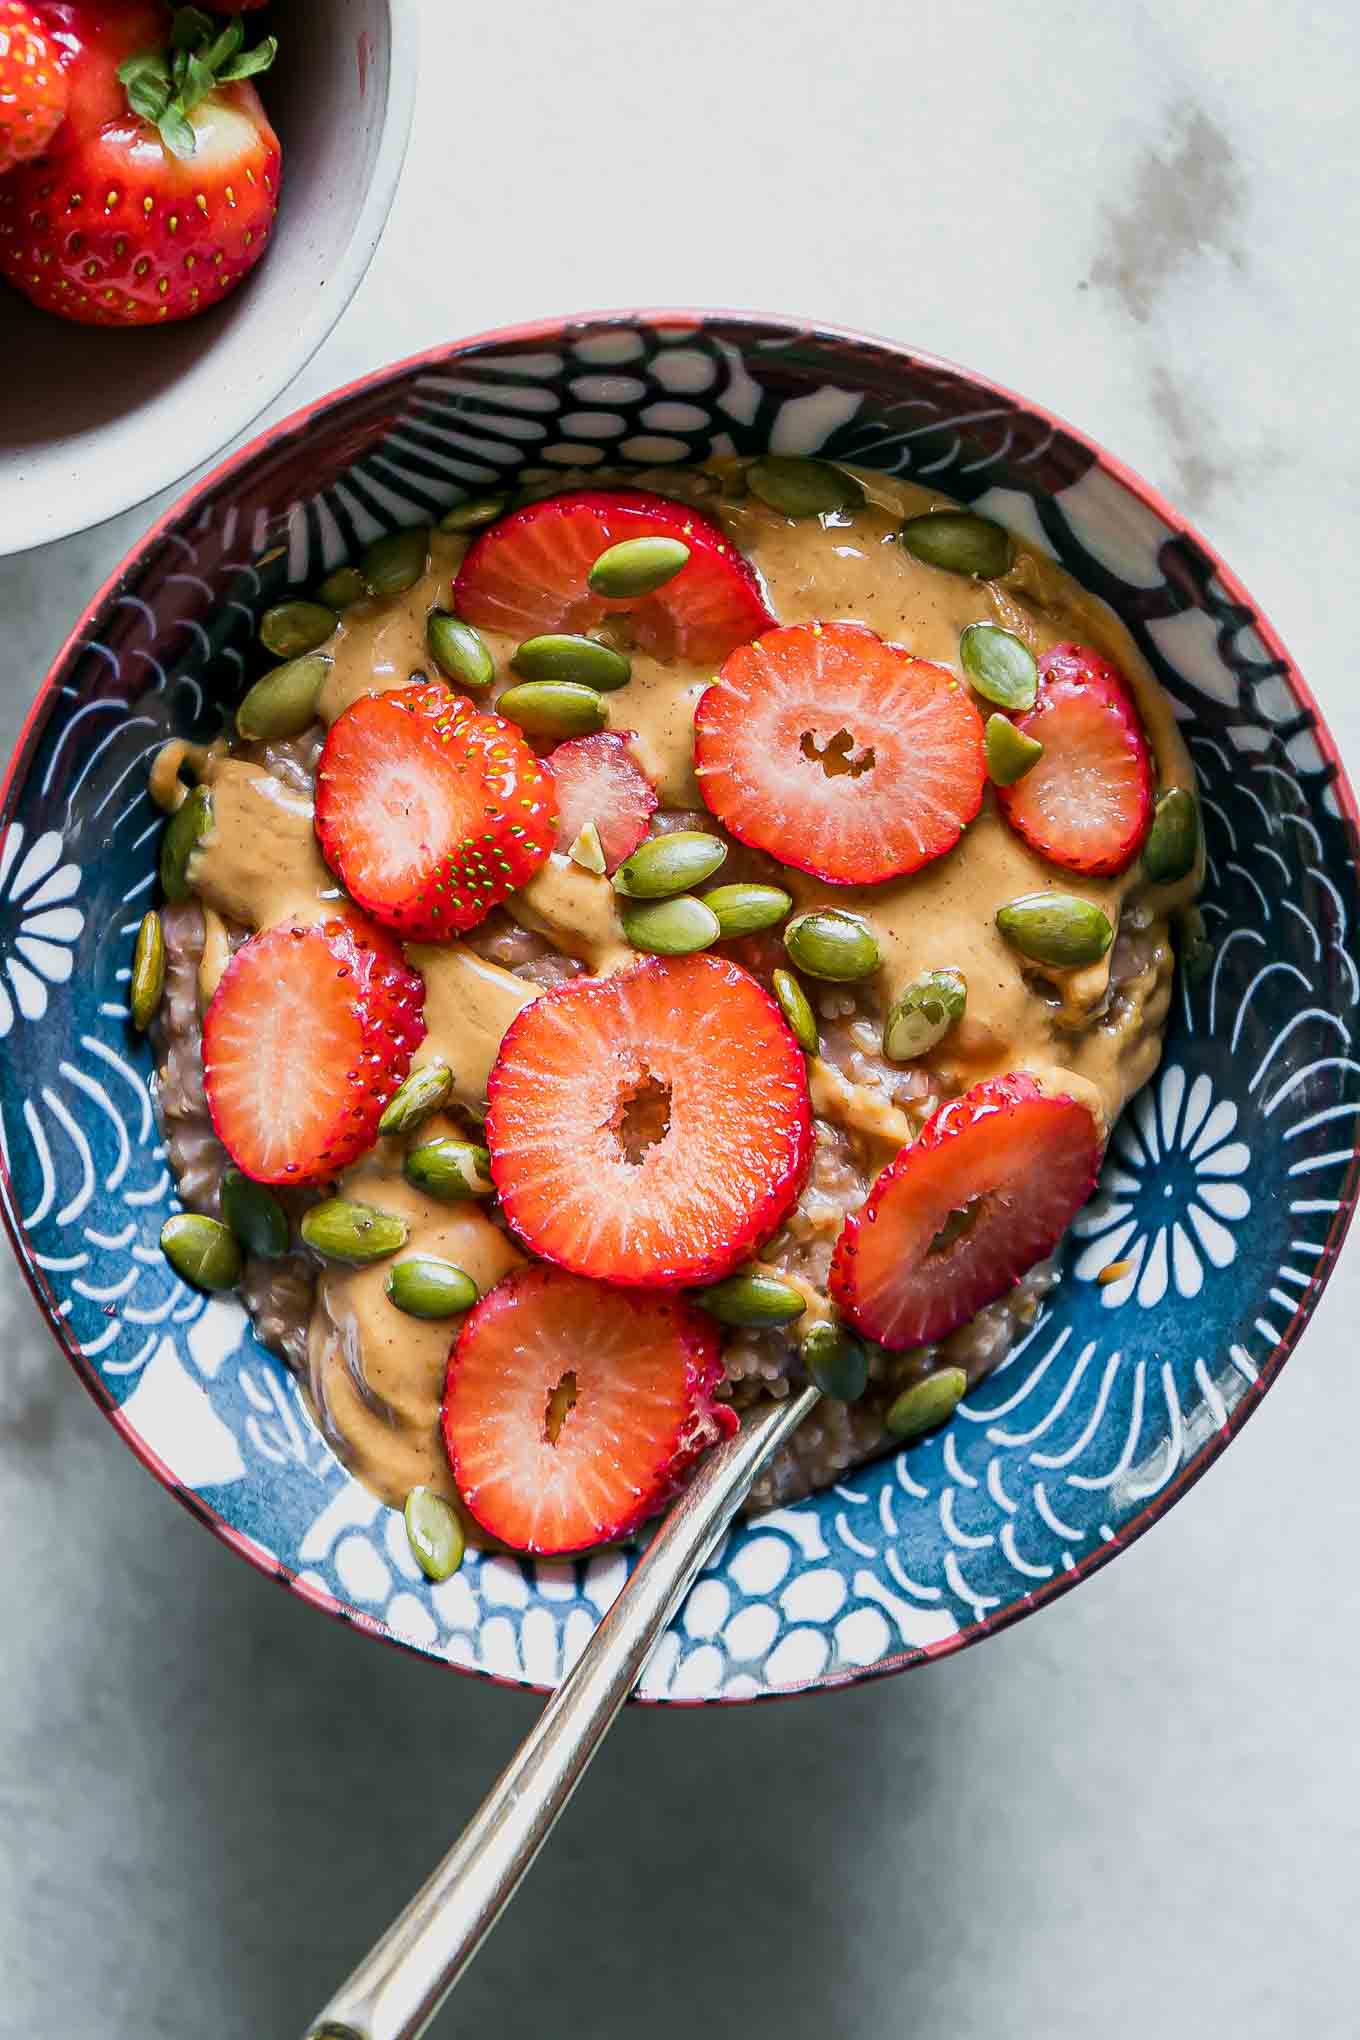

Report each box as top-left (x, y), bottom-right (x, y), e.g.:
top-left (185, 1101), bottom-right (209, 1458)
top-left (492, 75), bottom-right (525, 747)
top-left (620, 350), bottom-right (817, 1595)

top-left (3, 2), bottom-right (1359, 2033)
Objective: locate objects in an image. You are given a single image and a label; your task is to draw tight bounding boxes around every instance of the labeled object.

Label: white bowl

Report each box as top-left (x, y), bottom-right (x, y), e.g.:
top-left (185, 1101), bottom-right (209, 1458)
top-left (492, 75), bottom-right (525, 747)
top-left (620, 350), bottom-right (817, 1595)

top-left (0, 0), bottom-right (418, 559)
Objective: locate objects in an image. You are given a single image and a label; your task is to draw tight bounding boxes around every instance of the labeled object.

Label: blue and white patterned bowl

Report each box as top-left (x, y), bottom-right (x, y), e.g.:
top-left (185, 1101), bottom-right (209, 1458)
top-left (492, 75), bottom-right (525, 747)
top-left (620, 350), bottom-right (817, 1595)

top-left (3, 311), bottom-right (1357, 1703)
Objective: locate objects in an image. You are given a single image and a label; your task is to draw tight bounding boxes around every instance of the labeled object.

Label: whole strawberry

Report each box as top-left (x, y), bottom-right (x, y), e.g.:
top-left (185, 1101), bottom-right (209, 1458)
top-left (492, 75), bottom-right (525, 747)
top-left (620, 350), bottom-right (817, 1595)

top-left (0, 1), bottom-right (281, 326)
top-left (0, 2), bottom-right (68, 171)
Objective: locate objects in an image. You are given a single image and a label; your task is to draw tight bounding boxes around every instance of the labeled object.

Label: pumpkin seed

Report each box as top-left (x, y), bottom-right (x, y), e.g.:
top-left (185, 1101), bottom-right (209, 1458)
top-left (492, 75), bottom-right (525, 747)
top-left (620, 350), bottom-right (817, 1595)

top-left (220, 1167), bottom-right (289, 1258)
top-left (159, 784), bottom-right (212, 902)
top-left (1143, 786), bottom-right (1201, 885)
top-left (439, 495), bottom-right (508, 534)
top-left (699, 882), bottom-right (793, 939)
top-left (497, 681), bottom-right (607, 739)
top-left (362, 526), bottom-right (430, 598)
top-left (984, 712), bottom-right (1043, 786)
top-left (784, 909), bottom-right (881, 981)
top-left (613, 830), bottom-right (727, 900)
top-left (588, 535), bottom-right (690, 598)
top-left (160, 1212), bottom-right (241, 1292)
top-left (236, 652), bottom-right (331, 740)
top-left (378, 1063), bottom-right (452, 1138)
top-left (511, 634), bottom-right (632, 691)
top-left (883, 969), bottom-right (967, 1062)
top-left (404, 1137), bottom-right (493, 1201)
top-left (300, 1198), bottom-right (408, 1264)
top-left (403, 1485), bottom-right (466, 1580)
top-left (1173, 903), bottom-right (1213, 983)
top-left (567, 821), bottom-right (607, 874)
top-left (886, 1366), bottom-right (968, 1440)
top-left (385, 1256), bottom-right (479, 1319)
top-left (996, 892), bottom-right (1113, 968)
top-left (129, 909), bottom-right (165, 1031)
top-left (900, 511), bottom-right (1012, 579)
top-left (316, 566), bottom-right (368, 609)
top-left (697, 1271), bottom-right (807, 1327)
top-left (772, 966), bottom-right (818, 1052)
top-left (620, 894), bottom-right (721, 956)
top-left (427, 611), bottom-right (494, 692)
top-left (960, 622), bottom-right (1038, 710)
top-left (747, 455), bottom-right (863, 518)
top-left (259, 599), bottom-right (336, 659)
top-left (800, 1322), bottom-right (868, 1402)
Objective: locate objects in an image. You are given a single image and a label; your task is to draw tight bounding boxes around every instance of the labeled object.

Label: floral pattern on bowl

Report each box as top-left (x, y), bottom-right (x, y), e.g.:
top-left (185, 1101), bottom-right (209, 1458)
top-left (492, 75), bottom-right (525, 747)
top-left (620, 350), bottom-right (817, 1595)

top-left (2, 312), bottom-right (1356, 1703)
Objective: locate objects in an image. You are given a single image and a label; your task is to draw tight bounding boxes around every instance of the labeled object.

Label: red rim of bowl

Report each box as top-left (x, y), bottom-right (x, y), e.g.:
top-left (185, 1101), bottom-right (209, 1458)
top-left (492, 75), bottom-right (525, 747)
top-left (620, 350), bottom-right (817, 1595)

top-left (3, 305), bottom-right (1358, 1707)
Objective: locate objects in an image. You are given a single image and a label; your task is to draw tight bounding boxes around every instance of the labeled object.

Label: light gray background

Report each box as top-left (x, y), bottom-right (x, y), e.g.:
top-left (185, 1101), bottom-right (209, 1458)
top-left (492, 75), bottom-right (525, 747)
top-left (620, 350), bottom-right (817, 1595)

top-left (3, 2), bottom-right (1358, 2033)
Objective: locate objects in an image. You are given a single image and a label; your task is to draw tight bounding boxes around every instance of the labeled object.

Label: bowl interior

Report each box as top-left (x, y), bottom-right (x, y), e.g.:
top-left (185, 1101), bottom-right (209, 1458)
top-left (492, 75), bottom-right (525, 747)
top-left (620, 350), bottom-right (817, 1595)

top-left (2, 312), bottom-right (1357, 1703)
top-left (0, 0), bottom-right (411, 558)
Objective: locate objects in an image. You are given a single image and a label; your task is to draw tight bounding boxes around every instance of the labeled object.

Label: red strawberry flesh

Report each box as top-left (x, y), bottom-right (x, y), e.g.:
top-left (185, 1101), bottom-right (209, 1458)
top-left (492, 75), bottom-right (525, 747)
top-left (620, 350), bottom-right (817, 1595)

top-left (485, 953), bottom-right (813, 1287)
top-left (995, 642), bottom-right (1153, 877)
top-left (546, 730), bottom-right (657, 872)
top-left (829, 1074), bottom-right (1101, 1349)
top-left (442, 1264), bottom-right (737, 1555)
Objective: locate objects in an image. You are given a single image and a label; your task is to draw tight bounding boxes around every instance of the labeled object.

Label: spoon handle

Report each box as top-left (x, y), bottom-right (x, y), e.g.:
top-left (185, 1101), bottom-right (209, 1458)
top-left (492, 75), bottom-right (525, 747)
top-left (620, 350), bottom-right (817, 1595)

top-left (304, 1384), bottom-right (819, 2040)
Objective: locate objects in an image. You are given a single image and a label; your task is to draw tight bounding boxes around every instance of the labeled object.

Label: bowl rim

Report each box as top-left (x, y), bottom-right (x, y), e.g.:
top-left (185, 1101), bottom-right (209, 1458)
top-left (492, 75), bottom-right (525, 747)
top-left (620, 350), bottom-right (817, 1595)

top-left (5, 305), bottom-right (1358, 1705)
top-left (2, 0), bottom-right (421, 559)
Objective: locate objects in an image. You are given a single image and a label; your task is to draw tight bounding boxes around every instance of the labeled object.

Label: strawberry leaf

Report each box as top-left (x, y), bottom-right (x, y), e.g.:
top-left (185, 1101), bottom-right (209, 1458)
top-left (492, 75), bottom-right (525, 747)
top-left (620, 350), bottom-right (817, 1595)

top-left (169, 6), bottom-right (215, 50)
top-left (218, 36), bottom-right (278, 82)
top-left (157, 104), bottom-right (197, 161)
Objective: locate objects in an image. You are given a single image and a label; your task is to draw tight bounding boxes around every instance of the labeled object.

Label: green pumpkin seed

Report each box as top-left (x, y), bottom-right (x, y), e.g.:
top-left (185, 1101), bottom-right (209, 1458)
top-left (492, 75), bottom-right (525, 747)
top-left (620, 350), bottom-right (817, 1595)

top-left (697, 1271), bottom-right (807, 1327)
top-left (613, 830), bottom-right (727, 900)
top-left (883, 969), bottom-right (967, 1062)
top-left (220, 1167), bottom-right (289, 1259)
top-left (160, 1212), bottom-right (241, 1292)
top-left (620, 894), bottom-right (721, 956)
top-left (300, 1198), bottom-right (409, 1264)
top-left (404, 1137), bottom-right (493, 1202)
top-left (1143, 787), bottom-right (1201, 885)
top-left (900, 511), bottom-right (1013, 580)
top-left (567, 822), bottom-right (607, 874)
top-left (984, 712), bottom-right (1043, 786)
top-left (772, 967), bottom-right (818, 1052)
top-left (960, 622), bottom-right (1038, 710)
top-left (511, 634), bottom-right (632, 691)
top-left (747, 455), bottom-right (864, 518)
top-left (426, 611), bottom-right (494, 692)
top-left (439, 495), bottom-right (508, 534)
top-left (386, 1256), bottom-right (479, 1319)
top-left (497, 681), bottom-right (607, 739)
top-left (886, 1366), bottom-right (968, 1440)
top-left (404, 1485), bottom-right (466, 1580)
top-left (699, 883), bottom-right (793, 939)
top-left (784, 909), bottom-right (881, 982)
top-left (362, 527), bottom-right (430, 598)
top-left (1173, 903), bottom-right (1213, 983)
top-left (236, 653), bottom-right (332, 741)
top-left (800, 1321), bottom-right (868, 1402)
top-left (259, 600), bottom-right (336, 660)
top-left (378, 1062), bottom-right (453, 1138)
top-left (316, 566), bottom-right (368, 609)
top-left (588, 535), bottom-right (690, 599)
top-left (160, 784), bottom-right (212, 903)
top-left (129, 909), bottom-right (165, 1031)
top-left (996, 892), bottom-right (1113, 968)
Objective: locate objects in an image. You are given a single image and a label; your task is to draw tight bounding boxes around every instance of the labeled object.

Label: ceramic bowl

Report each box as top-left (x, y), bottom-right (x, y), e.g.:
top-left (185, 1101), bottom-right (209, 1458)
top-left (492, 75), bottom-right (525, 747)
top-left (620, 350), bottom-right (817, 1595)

top-left (3, 310), bottom-right (1357, 1703)
top-left (0, 0), bottom-right (418, 559)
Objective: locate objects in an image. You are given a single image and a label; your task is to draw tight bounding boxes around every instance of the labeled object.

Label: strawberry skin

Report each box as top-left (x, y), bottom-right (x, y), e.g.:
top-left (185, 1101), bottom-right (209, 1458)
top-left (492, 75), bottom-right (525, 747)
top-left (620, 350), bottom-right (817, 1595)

top-left (485, 953), bottom-right (813, 1287)
top-left (442, 1265), bottom-right (737, 1556)
top-left (315, 680), bottom-right (558, 941)
top-left (829, 1074), bottom-right (1101, 1350)
top-left (694, 621), bottom-right (987, 885)
top-left (995, 642), bottom-right (1154, 877)
top-left (0, 3), bottom-right (69, 171)
top-left (453, 489), bottom-right (775, 665)
top-left (203, 917), bottom-right (426, 1186)
top-left (546, 730), bottom-right (657, 873)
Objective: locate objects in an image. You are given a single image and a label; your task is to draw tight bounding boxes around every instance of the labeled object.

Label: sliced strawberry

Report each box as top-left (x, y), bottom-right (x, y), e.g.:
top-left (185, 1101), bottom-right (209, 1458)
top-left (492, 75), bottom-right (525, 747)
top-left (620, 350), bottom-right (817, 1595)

top-left (203, 918), bottom-right (426, 1185)
top-left (442, 1265), bottom-right (737, 1555)
top-left (995, 643), bottom-right (1153, 876)
top-left (693, 621), bottom-right (986, 885)
top-left (485, 953), bottom-right (812, 1286)
top-left (546, 731), bottom-right (657, 873)
top-left (829, 1074), bottom-right (1100, 1350)
top-left (315, 680), bottom-right (557, 940)
top-left (453, 489), bottom-right (774, 665)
